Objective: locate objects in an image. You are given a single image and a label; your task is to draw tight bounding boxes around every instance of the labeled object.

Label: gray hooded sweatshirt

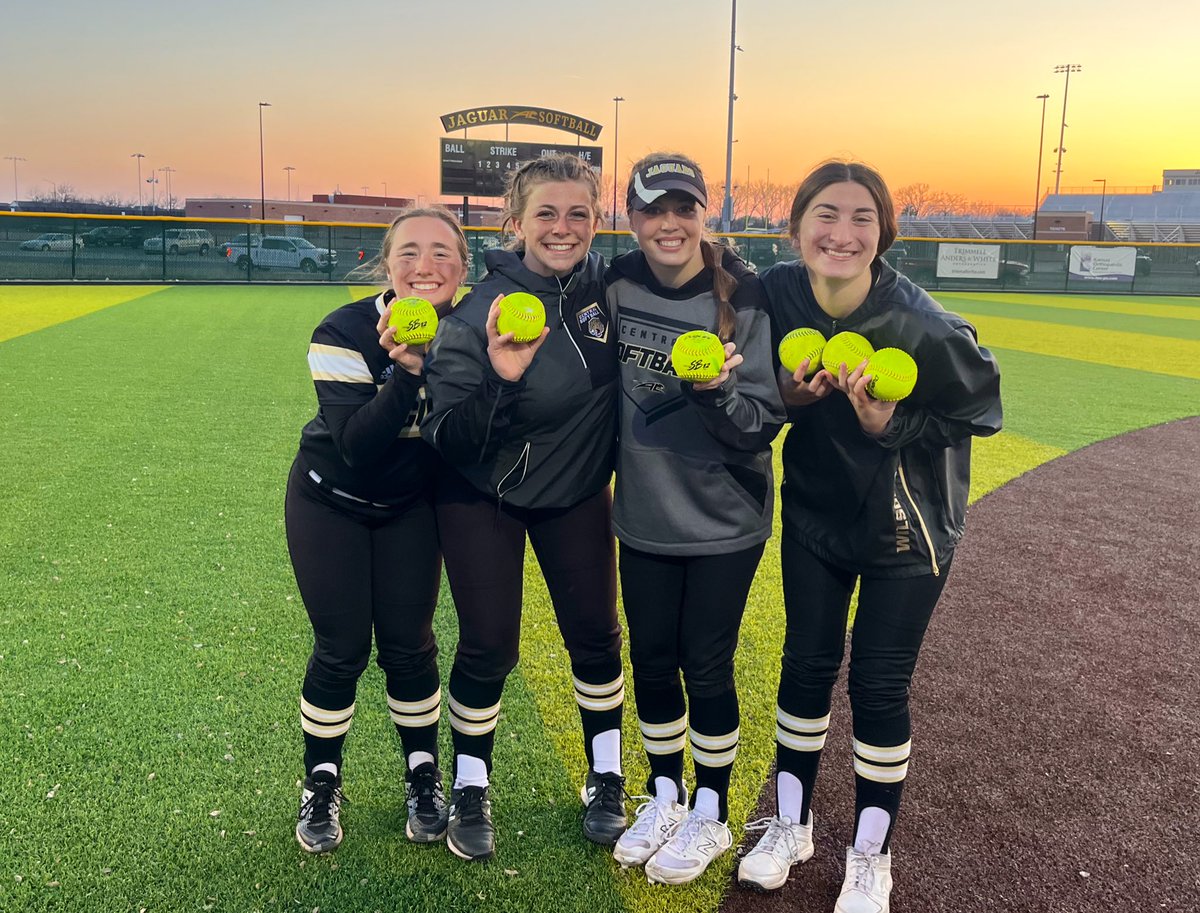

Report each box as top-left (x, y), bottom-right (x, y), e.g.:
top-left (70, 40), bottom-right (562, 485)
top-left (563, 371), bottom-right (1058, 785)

top-left (607, 247), bottom-right (786, 557)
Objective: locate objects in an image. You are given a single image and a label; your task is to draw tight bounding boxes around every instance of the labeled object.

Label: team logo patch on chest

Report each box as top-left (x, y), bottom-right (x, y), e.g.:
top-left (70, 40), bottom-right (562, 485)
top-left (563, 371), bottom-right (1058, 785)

top-left (576, 302), bottom-right (609, 342)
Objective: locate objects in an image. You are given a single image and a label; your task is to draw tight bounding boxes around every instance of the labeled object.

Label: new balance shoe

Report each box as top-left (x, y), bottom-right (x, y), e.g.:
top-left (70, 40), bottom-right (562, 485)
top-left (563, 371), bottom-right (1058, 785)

top-left (737, 812), bottom-right (815, 891)
top-left (644, 808), bottom-right (732, 885)
top-left (834, 846), bottom-right (893, 913)
top-left (580, 770), bottom-right (628, 845)
top-left (612, 795), bottom-right (687, 869)
top-left (446, 785), bottom-right (495, 861)
top-left (296, 770), bottom-right (345, 854)
top-left (405, 762), bottom-right (447, 843)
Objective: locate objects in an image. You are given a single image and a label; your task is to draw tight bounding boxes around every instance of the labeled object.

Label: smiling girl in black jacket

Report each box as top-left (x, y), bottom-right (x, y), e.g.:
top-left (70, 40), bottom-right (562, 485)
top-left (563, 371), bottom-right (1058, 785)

top-left (420, 153), bottom-right (624, 862)
top-left (736, 161), bottom-right (1002, 913)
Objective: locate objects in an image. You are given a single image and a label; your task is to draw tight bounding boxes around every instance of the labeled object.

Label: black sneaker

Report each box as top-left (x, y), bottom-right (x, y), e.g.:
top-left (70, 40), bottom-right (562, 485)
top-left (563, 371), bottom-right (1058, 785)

top-left (580, 769), bottom-right (628, 845)
top-left (296, 770), bottom-right (346, 853)
top-left (405, 762), bottom-right (448, 843)
top-left (446, 785), bottom-right (494, 861)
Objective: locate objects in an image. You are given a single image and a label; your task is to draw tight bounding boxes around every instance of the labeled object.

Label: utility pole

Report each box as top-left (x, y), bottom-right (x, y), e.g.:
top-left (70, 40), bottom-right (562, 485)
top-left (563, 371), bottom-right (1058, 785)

top-left (720, 1), bottom-right (739, 233)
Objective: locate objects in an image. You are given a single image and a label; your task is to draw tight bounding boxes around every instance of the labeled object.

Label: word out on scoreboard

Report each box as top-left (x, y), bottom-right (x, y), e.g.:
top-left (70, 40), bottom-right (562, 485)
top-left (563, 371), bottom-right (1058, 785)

top-left (440, 138), bottom-right (603, 197)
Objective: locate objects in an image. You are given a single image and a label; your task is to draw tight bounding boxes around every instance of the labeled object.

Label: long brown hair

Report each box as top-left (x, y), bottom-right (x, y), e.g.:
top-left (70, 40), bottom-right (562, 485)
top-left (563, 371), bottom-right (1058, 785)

top-left (626, 151), bottom-right (737, 342)
top-left (786, 159), bottom-right (898, 257)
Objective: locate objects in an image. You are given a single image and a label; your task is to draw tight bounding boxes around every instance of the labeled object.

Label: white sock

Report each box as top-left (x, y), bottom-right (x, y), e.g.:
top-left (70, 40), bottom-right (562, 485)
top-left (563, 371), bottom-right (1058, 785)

top-left (453, 754), bottom-right (489, 790)
top-left (311, 762), bottom-right (338, 778)
top-left (591, 729), bottom-right (622, 775)
top-left (653, 776), bottom-right (679, 806)
top-left (407, 750), bottom-right (435, 772)
top-left (854, 807), bottom-right (890, 855)
top-left (693, 787), bottom-right (720, 821)
top-left (777, 771), bottom-right (804, 823)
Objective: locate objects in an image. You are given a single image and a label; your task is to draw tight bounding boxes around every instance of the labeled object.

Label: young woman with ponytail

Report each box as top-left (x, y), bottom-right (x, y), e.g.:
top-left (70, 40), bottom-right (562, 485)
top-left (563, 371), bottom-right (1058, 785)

top-left (606, 152), bottom-right (786, 884)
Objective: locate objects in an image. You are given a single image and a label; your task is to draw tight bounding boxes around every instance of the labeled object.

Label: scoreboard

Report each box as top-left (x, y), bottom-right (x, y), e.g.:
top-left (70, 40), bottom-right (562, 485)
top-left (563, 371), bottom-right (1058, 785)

top-left (440, 138), bottom-right (603, 197)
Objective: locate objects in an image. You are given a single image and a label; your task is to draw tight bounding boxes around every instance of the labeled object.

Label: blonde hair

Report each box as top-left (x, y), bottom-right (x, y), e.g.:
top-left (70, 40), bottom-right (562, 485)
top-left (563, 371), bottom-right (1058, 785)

top-left (500, 153), bottom-right (603, 249)
top-left (626, 151), bottom-right (738, 342)
top-left (357, 206), bottom-right (470, 283)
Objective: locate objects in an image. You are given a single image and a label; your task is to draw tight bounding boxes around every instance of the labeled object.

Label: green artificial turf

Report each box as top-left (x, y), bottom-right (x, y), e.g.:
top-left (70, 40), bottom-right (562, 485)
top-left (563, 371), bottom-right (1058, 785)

top-left (1, 286), bottom-right (1197, 913)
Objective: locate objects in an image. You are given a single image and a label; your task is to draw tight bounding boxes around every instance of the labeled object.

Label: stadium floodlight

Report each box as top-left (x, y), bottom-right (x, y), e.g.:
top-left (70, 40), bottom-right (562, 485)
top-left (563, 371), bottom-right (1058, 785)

top-left (131, 153), bottom-right (145, 210)
top-left (1032, 95), bottom-right (1050, 241)
top-left (1094, 178), bottom-right (1107, 241)
top-left (1052, 65), bottom-right (1082, 194)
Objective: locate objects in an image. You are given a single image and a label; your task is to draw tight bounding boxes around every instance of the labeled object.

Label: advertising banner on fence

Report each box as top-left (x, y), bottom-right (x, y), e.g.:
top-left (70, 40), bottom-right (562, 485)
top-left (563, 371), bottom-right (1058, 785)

top-left (1069, 246), bottom-right (1137, 281)
top-left (937, 243), bottom-right (1001, 279)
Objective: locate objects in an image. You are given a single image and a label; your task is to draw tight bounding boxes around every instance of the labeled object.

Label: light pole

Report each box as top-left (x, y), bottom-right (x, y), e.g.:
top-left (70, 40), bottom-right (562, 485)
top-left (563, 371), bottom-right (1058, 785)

top-left (721, 1), bottom-right (740, 233)
top-left (41, 179), bottom-right (57, 202)
top-left (611, 96), bottom-right (624, 231)
top-left (146, 175), bottom-right (159, 212)
top-left (159, 166), bottom-right (175, 211)
top-left (5, 155), bottom-right (25, 205)
top-left (258, 102), bottom-right (271, 220)
top-left (1093, 178), bottom-right (1107, 241)
top-left (1032, 94), bottom-right (1049, 240)
top-left (131, 152), bottom-right (145, 210)
top-left (283, 165), bottom-right (295, 202)
top-left (382, 181), bottom-right (388, 204)
top-left (1052, 64), bottom-right (1081, 194)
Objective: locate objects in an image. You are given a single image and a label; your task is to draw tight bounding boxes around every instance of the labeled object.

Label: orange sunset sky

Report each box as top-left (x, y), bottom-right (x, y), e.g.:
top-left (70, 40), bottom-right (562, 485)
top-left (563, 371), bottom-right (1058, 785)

top-left (3, 0), bottom-right (1198, 211)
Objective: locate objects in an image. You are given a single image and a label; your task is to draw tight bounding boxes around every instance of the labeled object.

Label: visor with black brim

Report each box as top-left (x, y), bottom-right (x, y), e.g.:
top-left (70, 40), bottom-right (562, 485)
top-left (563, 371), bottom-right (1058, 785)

top-left (627, 167), bottom-right (708, 211)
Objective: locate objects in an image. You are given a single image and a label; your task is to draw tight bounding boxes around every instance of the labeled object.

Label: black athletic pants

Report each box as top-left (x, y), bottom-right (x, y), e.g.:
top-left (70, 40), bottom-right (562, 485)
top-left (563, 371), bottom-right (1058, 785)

top-left (776, 531), bottom-right (951, 851)
top-left (619, 542), bottom-right (764, 821)
top-left (434, 468), bottom-right (622, 776)
top-left (285, 459), bottom-right (442, 772)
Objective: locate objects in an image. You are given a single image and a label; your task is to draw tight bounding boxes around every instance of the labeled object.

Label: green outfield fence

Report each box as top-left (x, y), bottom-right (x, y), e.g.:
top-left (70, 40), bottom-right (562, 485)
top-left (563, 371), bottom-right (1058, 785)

top-left (2, 211), bottom-right (1198, 294)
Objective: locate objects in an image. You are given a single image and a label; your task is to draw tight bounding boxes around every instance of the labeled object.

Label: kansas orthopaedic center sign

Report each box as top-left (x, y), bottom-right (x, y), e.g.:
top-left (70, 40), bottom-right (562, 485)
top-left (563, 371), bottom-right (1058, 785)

top-left (438, 106), bottom-right (604, 198)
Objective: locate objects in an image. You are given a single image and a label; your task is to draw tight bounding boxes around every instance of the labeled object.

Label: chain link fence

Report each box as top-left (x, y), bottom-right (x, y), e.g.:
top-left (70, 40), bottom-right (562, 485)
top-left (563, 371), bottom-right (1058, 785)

top-left (2, 212), bottom-right (1198, 294)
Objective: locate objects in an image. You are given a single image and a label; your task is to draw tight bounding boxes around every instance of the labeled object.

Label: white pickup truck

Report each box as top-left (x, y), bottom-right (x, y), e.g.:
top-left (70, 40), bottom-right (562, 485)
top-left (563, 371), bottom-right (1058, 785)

top-left (226, 235), bottom-right (338, 273)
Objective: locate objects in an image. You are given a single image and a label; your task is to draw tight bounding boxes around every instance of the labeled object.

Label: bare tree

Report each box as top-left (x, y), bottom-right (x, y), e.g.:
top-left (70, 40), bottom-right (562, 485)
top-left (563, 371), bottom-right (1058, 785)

top-left (894, 182), bottom-right (933, 218)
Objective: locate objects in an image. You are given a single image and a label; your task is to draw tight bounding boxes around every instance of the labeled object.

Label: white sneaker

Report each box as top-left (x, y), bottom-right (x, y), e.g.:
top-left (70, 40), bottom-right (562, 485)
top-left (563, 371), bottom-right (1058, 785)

top-left (834, 846), bottom-right (893, 913)
top-left (613, 795), bottom-right (687, 868)
top-left (737, 812), bottom-right (814, 891)
top-left (644, 809), bottom-right (732, 885)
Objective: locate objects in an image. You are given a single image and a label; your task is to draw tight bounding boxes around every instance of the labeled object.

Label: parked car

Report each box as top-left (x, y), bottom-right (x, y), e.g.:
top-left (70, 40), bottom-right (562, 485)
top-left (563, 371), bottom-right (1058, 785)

top-left (1194, 259), bottom-right (1200, 277)
top-left (227, 235), bottom-right (337, 273)
top-left (143, 228), bottom-right (215, 255)
top-left (218, 233), bottom-right (263, 259)
top-left (82, 225), bottom-right (145, 248)
top-left (1135, 254), bottom-right (1152, 277)
top-left (19, 232), bottom-right (82, 252)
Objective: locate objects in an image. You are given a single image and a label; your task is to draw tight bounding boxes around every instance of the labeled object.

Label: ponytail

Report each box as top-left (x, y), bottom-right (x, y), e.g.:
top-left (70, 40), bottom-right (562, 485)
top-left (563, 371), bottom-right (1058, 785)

top-left (700, 238), bottom-right (737, 343)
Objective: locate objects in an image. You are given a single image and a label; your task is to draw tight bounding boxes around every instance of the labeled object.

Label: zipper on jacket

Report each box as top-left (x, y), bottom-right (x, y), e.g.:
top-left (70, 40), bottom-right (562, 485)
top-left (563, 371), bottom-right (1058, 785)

top-left (496, 441), bottom-right (530, 500)
top-left (897, 459), bottom-right (940, 577)
top-left (556, 275), bottom-right (587, 370)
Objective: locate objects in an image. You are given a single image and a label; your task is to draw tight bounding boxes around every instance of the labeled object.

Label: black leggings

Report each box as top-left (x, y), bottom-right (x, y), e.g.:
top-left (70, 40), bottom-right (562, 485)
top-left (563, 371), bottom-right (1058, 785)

top-left (435, 469), bottom-right (622, 772)
top-left (620, 542), bottom-right (764, 820)
top-left (285, 460), bottom-right (442, 769)
top-left (776, 533), bottom-right (950, 850)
